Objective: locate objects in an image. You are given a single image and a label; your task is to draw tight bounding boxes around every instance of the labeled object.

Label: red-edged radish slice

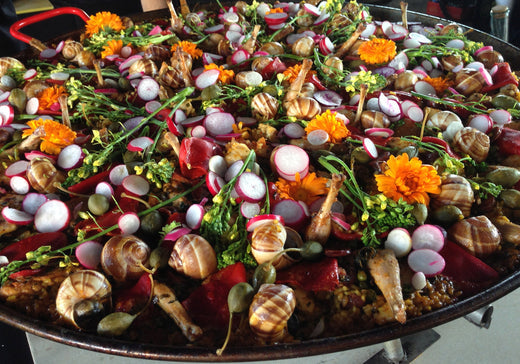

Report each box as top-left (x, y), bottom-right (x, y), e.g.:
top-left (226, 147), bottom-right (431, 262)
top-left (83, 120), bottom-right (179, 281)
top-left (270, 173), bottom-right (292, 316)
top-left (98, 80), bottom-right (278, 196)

top-left (186, 204), bottom-right (205, 229)
top-left (109, 164), bottom-right (129, 186)
top-left (378, 92), bottom-right (401, 117)
top-left (208, 155), bottom-right (227, 177)
top-left (366, 97), bottom-right (380, 111)
top-left (57, 144), bottom-right (84, 170)
top-left (195, 69), bottom-right (220, 89)
top-left (50, 72), bottom-right (70, 81)
top-left (313, 11), bottom-right (330, 26)
top-left (24, 151), bottom-right (57, 163)
top-left (25, 97), bottom-right (39, 115)
top-left (307, 129), bottom-right (329, 145)
top-left (384, 227), bottom-right (412, 258)
top-left (272, 145), bottom-right (309, 181)
top-left (411, 271), bottom-right (427, 290)
top-left (34, 200), bottom-right (70, 232)
top-left (313, 90), bottom-right (343, 107)
top-left (445, 39), bottom-right (465, 49)
top-left (331, 212), bottom-right (351, 231)
top-left (403, 37), bottom-right (421, 49)
top-left (5, 160), bottom-right (29, 177)
top-left (240, 201), bottom-right (261, 219)
top-left (364, 128), bottom-right (394, 138)
top-left (206, 171), bottom-right (225, 196)
top-left (1, 207), bottom-right (33, 225)
top-left (226, 30), bottom-right (242, 44)
top-left (489, 109), bottom-right (511, 125)
top-left (272, 199), bottom-right (307, 230)
top-left (202, 52), bottom-right (223, 65)
top-left (283, 123), bottom-right (306, 139)
top-left (411, 224), bottom-right (445, 252)
top-left (180, 115), bottom-right (206, 128)
top-left (122, 116), bottom-right (145, 132)
top-left (412, 67), bottom-right (428, 78)
top-left (0, 91), bottom-right (10, 103)
top-left (145, 100), bottom-right (162, 113)
top-left (363, 138), bottom-right (378, 159)
top-left (479, 67), bottom-right (493, 86)
top-left (163, 226), bottom-right (192, 241)
top-left (225, 160), bottom-right (244, 182)
top-left (380, 20), bottom-right (393, 37)
top-left (23, 69), bottom-right (37, 80)
top-left (414, 80), bottom-right (437, 96)
top-left (360, 23), bottom-right (377, 38)
top-left (236, 116), bottom-right (258, 127)
top-left (10, 176), bottom-right (30, 195)
top-left (40, 48), bottom-right (57, 59)
top-left (0, 105), bottom-right (14, 126)
top-left (468, 114), bottom-right (493, 133)
top-left (127, 136), bottom-right (154, 152)
top-left (303, 3), bottom-right (321, 16)
top-left (230, 49), bottom-right (250, 65)
top-left (55, 40), bottom-right (65, 53)
top-left (408, 32), bottom-right (432, 44)
top-left (119, 54), bottom-right (143, 72)
top-left (95, 182), bottom-right (114, 199)
top-left (388, 51), bottom-right (409, 72)
top-left (118, 212), bottom-right (140, 235)
top-left (408, 249), bottom-right (445, 276)
top-left (190, 125), bottom-right (206, 138)
top-left (75, 240), bottom-right (103, 269)
top-left (204, 112), bottom-right (235, 136)
top-left (318, 36), bottom-right (334, 54)
top-left (474, 45), bottom-right (493, 56)
top-left (465, 61), bottom-right (485, 71)
top-left (264, 12), bottom-right (289, 26)
top-left (235, 172), bottom-right (266, 203)
top-left (137, 78), bottom-right (160, 101)
top-left (246, 214), bottom-right (284, 232)
top-left (122, 174), bottom-right (150, 196)
top-left (22, 193), bottom-right (48, 215)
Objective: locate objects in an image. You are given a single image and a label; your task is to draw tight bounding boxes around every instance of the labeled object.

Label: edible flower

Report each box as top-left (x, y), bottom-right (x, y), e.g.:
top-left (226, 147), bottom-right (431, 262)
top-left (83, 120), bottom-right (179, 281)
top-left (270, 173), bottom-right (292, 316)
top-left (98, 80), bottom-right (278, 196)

top-left (344, 70), bottom-right (386, 93)
top-left (204, 63), bottom-right (235, 84)
top-left (266, 7), bottom-right (284, 15)
top-left (423, 75), bottom-right (453, 94)
top-left (305, 109), bottom-right (350, 143)
top-left (85, 12), bottom-right (124, 37)
top-left (171, 41), bottom-right (203, 59)
top-left (37, 85), bottom-right (67, 111)
top-left (357, 38), bottom-right (397, 65)
top-left (101, 39), bottom-right (124, 59)
top-left (375, 153), bottom-right (441, 205)
top-left (282, 63), bottom-right (317, 84)
top-left (22, 118), bottom-right (77, 155)
top-left (275, 172), bottom-right (329, 206)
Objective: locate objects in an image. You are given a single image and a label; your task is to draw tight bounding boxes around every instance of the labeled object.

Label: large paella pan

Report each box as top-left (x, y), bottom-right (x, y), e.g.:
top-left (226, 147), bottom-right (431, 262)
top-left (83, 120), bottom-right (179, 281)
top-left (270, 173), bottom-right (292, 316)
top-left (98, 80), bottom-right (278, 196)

top-left (1, 1), bottom-right (520, 361)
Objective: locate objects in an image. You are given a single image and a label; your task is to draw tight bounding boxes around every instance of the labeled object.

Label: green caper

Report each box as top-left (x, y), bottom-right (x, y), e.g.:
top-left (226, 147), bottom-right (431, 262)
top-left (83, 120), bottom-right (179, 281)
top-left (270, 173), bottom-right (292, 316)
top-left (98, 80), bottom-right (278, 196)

top-left (252, 262), bottom-right (276, 291)
top-left (8, 88), bottom-right (27, 113)
top-left (351, 146), bottom-right (371, 164)
top-left (398, 145), bottom-right (419, 159)
top-left (486, 167), bottom-right (520, 188)
top-left (149, 246), bottom-right (169, 269)
top-left (299, 241), bottom-right (323, 260)
top-left (262, 84), bottom-right (278, 97)
top-left (431, 205), bottom-right (464, 226)
top-left (201, 84), bottom-right (221, 100)
top-left (97, 312), bottom-right (136, 336)
top-left (140, 210), bottom-right (164, 234)
top-left (492, 94), bottom-right (520, 110)
top-left (412, 203), bottom-right (428, 225)
top-left (118, 77), bottom-right (131, 91)
top-left (500, 189), bottom-right (520, 209)
top-left (228, 282), bottom-right (254, 313)
top-left (88, 194), bottom-right (110, 216)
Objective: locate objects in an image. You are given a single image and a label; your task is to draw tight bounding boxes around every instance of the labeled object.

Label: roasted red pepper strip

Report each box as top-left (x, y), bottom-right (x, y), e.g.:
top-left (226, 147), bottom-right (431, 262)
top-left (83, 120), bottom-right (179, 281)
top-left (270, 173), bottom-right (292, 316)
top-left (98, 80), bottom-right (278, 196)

top-left (182, 262), bottom-right (246, 329)
top-left (421, 136), bottom-right (460, 159)
top-left (0, 232), bottom-right (68, 262)
top-left (8, 268), bottom-right (46, 279)
top-left (481, 62), bottom-right (518, 93)
top-left (67, 170), bottom-right (110, 195)
top-left (178, 137), bottom-right (218, 180)
top-left (497, 127), bottom-right (520, 156)
top-left (276, 257), bottom-right (340, 292)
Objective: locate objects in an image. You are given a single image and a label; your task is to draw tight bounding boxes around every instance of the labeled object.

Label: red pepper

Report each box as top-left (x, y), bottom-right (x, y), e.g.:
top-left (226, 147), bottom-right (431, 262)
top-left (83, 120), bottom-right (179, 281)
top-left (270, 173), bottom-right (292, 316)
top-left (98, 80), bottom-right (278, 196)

top-left (178, 137), bottom-right (218, 180)
top-left (497, 127), bottom-right (520, 156)
top-left (67, 170), bottom-right (110, 195)
top-left (260, 57), bottom-right (287, 79)
top-left (8, 268), bottom-right (46, 279)
top-left (276, 257), bottom-right (340, 292)
top-left (114, 273), bottom-right (153, 313)
top-left (421, 136), bottom-right (461, 159)
top-left (182, 262), bottom-right (247, 328)
top-left (481, 62), bottom-right (518, 93)
top-left (0, 232), bottom-right (68, 262)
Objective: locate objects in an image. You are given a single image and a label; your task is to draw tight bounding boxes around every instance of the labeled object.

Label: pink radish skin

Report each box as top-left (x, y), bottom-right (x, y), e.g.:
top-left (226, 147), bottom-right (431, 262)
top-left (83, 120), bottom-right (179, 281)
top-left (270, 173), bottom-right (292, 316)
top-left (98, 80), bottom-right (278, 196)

top-left (163, 226), bottom-right (192, 241)
top-left (235, 172), bottom-right (266, 203)
top-left (2, 207), bottom-right (33, 225)
top-left (95, 182), bottom-right (114, 199)
top-left (206, 171), bottom-right (225, 196)
top-left (22, 193), bottom-right (48, 215)
top-left (25, 97), bottom-right (39, 115)
top-left (364, 128), bottom-right (394, 138)
top-left (122, 174), bottom-right (150, 196)
top-left (10, 176), bottom-right (30, 195)
top-left (331, 212), bottom-right (351, 232)
top-left (272, 199), bottom-right (308, 230)
top-left (57, 144), bottom-right (84, 170)
top-left (272, 145), bottom-right (309, 181)
top-left (246, 214), bottom-right (284, 232)
top-left (363, 138), bottom-right (378, 159)
top-left (5, 160), bottom-right (29, 177)
top-left (283, 123), bottom-right (306, 139)
top-left (109, 165), bottom-right (129, 186)
top-left (0, 105), bottom-right (14, 126)
top-left (489, 109), bottom-right (511, 125)
top-left (225, 160), bottom-right (244, 182)
top-left (118, 212), bottom-right (140, 235)
top-left (204, 112), bottom-right (235, 136)
top-left (411, 224), bottom-right (445, 252)
top-left (240, 202), bottom-right (261, 219)
top-left (186, 204), bottom-right (205, 229)
top-left (34, 200), bottom-right (70, 232)
top-left (468, 114), bottom-right (493, 133)
top-left (195, 69), bottom-right (220, 89)
top-left (128, 136), bottom-right (154, 152)
top-left (385, 227), bottom-right (412, 257)
top-left (408, 249), bottom-right (446, 277)
top-left (76, 241), bottom-right (103, 269)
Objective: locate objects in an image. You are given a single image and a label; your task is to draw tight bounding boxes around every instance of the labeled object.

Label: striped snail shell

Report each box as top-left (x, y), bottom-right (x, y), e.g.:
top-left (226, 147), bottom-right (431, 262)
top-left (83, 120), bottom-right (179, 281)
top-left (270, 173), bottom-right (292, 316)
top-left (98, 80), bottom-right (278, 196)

top-left (394, 70), bottom-right (418, 92)
top-left (0, 57), bottom-right (25, 78)
top-left (169, 234), bottom-right (217, 279)
top-left (61, 40), bottom-right (83, 60)
top-left (128, 58), bottom-right (158, 77)
top-left (143, 44), bottom-right (171, 63)
top-left (291, 36), bottom-right (315, 57)
top-left (285, 97), bottom-right (321, 120)
top-left (101, 235), bottom-right (151, 282)
top-left (426, 110), bottom-right (462, 131)
top-left (430, 174), bottom-right (474, 218)
top-left (361, 110), bottom-right (391, 130)
top-left (452, 126), bottom-right (490, 163)
top-left (448, 215), bottom-right (501, 257)
top-left (26, 157), bottom-right (65, 194)
top-left (251, 219), bottom-right (295, 270)
top-left (251, 92), bottom-right (280, 121)
top-left (249, 283), bottom-right (296, 342)
top-left (259, 41), bottom-right (285, 56)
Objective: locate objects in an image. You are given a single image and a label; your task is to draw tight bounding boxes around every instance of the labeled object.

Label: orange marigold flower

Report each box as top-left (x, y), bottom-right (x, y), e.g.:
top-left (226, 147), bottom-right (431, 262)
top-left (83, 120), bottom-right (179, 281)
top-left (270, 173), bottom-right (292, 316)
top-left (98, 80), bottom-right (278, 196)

top-left (275, 172), bottom-right (329, 206)
top-left (305, 110), bottom-right (350, 143)
top-left (22, 118), bottom-right (77, 155)
top-left (85, 12), bottom-right (124, 37)
top-left (375, 153), bottom-right (441, 205)
top-left (204, 63), bottom-right (235, 84)
top-left (101, 39), bottom-right (124, 59)
top-left (37, 85), bottom-right (67, 111)
top-left (171, 41), bottom-right (203, 59)
top-left (266, 7), bottom-right (284, 15)
top-left (282, 63), bottom-right (317, 84)
top-left (358, 38), bottom-right (397, 65)
top-left (423, 76), bottom-right (453, 94)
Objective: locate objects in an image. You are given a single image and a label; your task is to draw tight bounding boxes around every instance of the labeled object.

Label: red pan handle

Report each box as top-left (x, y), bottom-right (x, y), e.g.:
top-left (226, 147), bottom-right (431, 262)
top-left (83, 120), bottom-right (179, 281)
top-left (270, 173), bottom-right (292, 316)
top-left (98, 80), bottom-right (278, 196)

top-left (10, 7), bottom-right (90, 50)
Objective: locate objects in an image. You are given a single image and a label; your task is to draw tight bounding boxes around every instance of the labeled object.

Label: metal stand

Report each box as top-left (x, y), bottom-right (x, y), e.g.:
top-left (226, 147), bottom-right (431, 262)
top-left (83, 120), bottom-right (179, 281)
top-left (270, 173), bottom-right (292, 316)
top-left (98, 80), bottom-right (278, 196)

top-left (364, 305), bottom-right (494, 364)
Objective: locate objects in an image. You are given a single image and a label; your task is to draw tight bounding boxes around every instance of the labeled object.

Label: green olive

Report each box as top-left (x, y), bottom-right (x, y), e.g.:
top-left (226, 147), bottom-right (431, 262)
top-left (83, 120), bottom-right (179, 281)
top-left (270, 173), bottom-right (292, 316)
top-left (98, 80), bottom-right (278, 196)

top-left (97, 312), bottom-right (136, 336)
top-left (140, 210), bottom-right (164, 234)
top-left (252, 262), bottom-right (276, 291)
top-left (88, 194), bottom-right (110, 216)
top-left (227, 282), bottom-right (254, 313)
top-left (398, 145), bottom-right (419, 159)
top-left (8, 88), bottom-right (27, 114)
top-left (486, 167), bottom-right (520, 188)
top-left (412, 203), bottom-right (428, 225)
top-left (299, 241), bottom-right (323, 260)
top-left (201, 84), bottom-right (221, 100)
top-left (118, 77), bottom-right (131, 91)
top-left (149, 246), bottom-right (169, 269)
top-left (500, 189), bottom-right (520, 209)
top-left (492, 94), bottom-right (520, 110)
top-left (431, 205), bottom-right (464, 226)
top-left (262, 84), bottom-right (278, 97)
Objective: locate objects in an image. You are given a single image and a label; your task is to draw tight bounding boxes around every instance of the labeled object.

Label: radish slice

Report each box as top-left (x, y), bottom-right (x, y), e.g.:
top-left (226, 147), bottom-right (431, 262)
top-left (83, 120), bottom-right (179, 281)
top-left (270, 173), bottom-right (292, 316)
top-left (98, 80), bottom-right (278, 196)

top-left (272, 145), bottom-right (309, 181)
top-left (378, 92), bottom-right (402, 117)
top-left (10, 176), bottom-right (30, 195)
top-left (474, 45), bottom-right (493, 56)
top-left (246, 214), bottom-right (284, 232)
top-left (303, 3), bottom-right (321, 16)
top-left (283, 123), bottom-right (305, 139)
top-left (0, 91), bottom-right (10, 103)
top-left (195, 69), bottom-right (220, 89)
top-left (240, 201), bottom-right (261, 218)
top-left (411, 271), bottom-right (427, 290)
top-left (109, 164), bottom-right (129, 186)
top-left (118, 212), bottom-right (140, 235)
top-left (1, 207), bottom-right (33, 225)
top-left (57, 144), bottom-right (84, 170)
top-left (307, 129), bottom-right (329, 145)
top-left (95, 182), bottom-right (114, 199)
top-left (313, 90), bottom-right (343, 107)
top-left (206, 171), bottom-right (225, 196)
top-left (24, 151), bottom-right (57, 163)
top-left (230, 49), bottom-right (250, 65)
top-left (119, 55), bottom-right (143, 72)
top-left (137, 78), bottom-right (160, 101)
top-left (388, 51), bottom-right (409, 72)
top-left (225, 159), bottom-right (245, 181)
top-left (235, 172), bottom-right (266, 203)
top-left (163, 226), bottom-right (192, 242)
top-left (180, 115), bottom-right (205, 128)
top-left (204, 112), bottom-right (235, 136)
top-left (40, 48), bottom-right (57, 59)
top-left (26, 97), bottom-right (39, 115)
top-left (186, 204), bottom-right (205, 229)
top-left (385, 227), bottom-right (412, 258)
top-left (34, 200), bottom-right (70, 232)
top-left (366, 97), bottom-right (380, 111)
top-left (0, 105), bottom-right (14, 126)
top-left (360, 23), bottom-right (377, 38)
top-left (75, 240), bottom-right (103, 269)
top-left (468, 114), bottom-right (493, 133)
top-left (208, 155), bottom-right (227, 177)
top-left (414, 80), bottom-right (437, 96)
top-left (331, 212), bottom-right (351, 231)
top-left (272, 199), bottom-right (307, 230)
top-left (23, 69), bottom-right (37, 80)
top-left (403, 37), bottom-right (421, 49)
top-left (22, 193), bottom-right (48, 215)
top-left (318, 36), bottom-right (334, 54)
top-left (5, 160), bottom-right (29, 177)
top-left (363, 138), bottom-right (378, 159)
top-left (190, 125), bottom-right (206, 138)
top-left (445, 39), bottom-right (465, 49)
top-left (408, 32), bottom-right (432, 44)
top-left (408, 249), bottom-right (445, 276)
top-left (411, 224), bottom-right (445, 252)
top-left (122, 116), bottom-right (145, 132)
top-left (489, 109), bottom-right (511, 125)
top-left (128, 136), bottom-right (154, 152)
top-left (364, 128), bottom-right (394, 138)
top-left (122, 174), bottom-right (150, 196)
top-left (479, 67), bottom-right (493, 86)
top-left (145, 100), bottom-right (162, 113)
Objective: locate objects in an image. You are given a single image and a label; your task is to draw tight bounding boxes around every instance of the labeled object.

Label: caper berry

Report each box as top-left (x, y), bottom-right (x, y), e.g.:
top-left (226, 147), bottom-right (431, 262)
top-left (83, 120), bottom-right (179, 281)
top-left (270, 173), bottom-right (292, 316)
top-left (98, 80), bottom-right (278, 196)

top-left (252, 262), bottom-right (276, 291)
top-left (228, 282), bottom-right (254, 313)
top-left (299, 241), bottom-right (323, 260)
top-left (149, 246), bottom-right (169, 269)
top-left (88, 194), bottom-right (110, 216)
top-left (140, 210), bottom-right (164, 234)
top-left (201, 84), bottom-right (221, 100)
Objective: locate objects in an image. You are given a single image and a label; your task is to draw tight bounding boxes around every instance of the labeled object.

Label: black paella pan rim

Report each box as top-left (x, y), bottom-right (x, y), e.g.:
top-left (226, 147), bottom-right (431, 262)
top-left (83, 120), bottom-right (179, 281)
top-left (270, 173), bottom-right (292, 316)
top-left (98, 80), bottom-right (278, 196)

top-left (1, 4), bottom-right (520, 362)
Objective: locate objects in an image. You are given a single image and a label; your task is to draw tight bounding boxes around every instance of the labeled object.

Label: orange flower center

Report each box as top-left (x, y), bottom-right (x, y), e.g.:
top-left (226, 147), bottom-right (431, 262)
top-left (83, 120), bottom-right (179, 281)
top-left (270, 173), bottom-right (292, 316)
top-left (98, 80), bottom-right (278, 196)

top-left (275, 172), bottom-right (329, 206)
top-left (37, 85), bottom-right (67, 111)
top-left (171, 41), bottom-right (203, 59)
top-left (85, 12), bottom-right (124, 37)
top-left (358, 38), bottom-right (397, 65)
top-left (305, 110), bottom-right (350, 144)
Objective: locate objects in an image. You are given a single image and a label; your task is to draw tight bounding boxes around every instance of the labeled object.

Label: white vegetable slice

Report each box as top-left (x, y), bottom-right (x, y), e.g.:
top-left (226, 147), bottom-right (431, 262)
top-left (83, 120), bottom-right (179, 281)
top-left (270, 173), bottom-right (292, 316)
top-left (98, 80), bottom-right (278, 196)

top-left (118, 212), bottom-right (140, 235)
top-left (22, 193), bottom-right (48, 215)
top-left (122, 174), bottom-right (150, 196)
top-left (127, 136), bottom-right (154, 152)
top-left (109, 164), bottom-right (129, 186)
top-left (76, 241), bottom-right (103, 269)
top-left (186, 204), bottom-right (205, 229)
top-left (57, 144), bottom-right (85, 170)
top-left (272, 145), bottom-right (309, 181)
top-left (5, 160), bottom-right (29, 177)
top-left (411, 224), bottom-right (445, 252)
top-left (34, 200), bottom-right (70, 232)
top-left (95, 182), bottom-right (114, 199)
top-left (235, 172), bottom-right (266, 203)
top-left (246, 214), bottom-right (284, 232)
top-left (1, 207), bottom-right (33, 225)
top-left (10, 176), bottom-right (30, 195)
top-left (408, 249), bottom-right (446, 277)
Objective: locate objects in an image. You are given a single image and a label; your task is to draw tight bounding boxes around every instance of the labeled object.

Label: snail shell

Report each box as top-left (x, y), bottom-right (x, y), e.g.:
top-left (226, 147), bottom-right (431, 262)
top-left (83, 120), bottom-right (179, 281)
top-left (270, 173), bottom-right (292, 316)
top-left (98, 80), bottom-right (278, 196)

top-left (440, 54), bottom-right (463, 72)
top-left (251, 92), bottom-right (280, 121)
top-left (249, 283), bottom-right (296, 342)
top-left (476, 50), bottom-right (504, 69)
top-left (431, 174), bottom-right (474, 218)
top-left (361, 110), bottom-right (390, 130)
top-left (323, 56), bottom-right (343, 78)
top-left (259, 42), bottom-right (285, 56)
top-left (448, 215), bottom-right (501, 257)
top-left (26, 157), bottom-right (65, 193)
top-left (295, 8), bottom-right (315, 27)
top-left (251, 219), bottom-right (299, 270)
top-left (452, 126), bottom-right (490, 163)
top-left (56, 270), bottom-right (112, 329)
top-left (0, 57), bottom-right (25, 78)
top-left (394, 70), bottom-right (418, 92)
top-left (330, 13), bottom-right (353, 28)
top-left (128, 59), bottom-right (158, 77)
top-left (143, 44), bottom-right (171, 63)
top-left (23, 80), bottom-right (49, 99)
top-left (101, 235), bottom-right (151, 282)
top-left (291, 36), bottom-right (315, 57)
top-left (74, 50), bottom-right (95, 68)
top-left (169, 234), bottom-right (217, 279)
top-left (61, 40), bottom-right (83, 60)
top-left (170, 52), bottom-right (193, 73)
top-left (285, 97), bottom-right (321, 120)
top-left (158, 63), bottom-right (185, 88)
top-left (426, 110), bottom-right (462, 131)
top-left (454, 68), bottom-right (484, 96)
top-left (251, 56), bottom-right (273, 74)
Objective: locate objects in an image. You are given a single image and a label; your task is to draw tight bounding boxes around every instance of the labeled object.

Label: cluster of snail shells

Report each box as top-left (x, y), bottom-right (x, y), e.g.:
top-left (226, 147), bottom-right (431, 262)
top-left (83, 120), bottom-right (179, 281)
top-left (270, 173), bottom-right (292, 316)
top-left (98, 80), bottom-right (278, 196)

top-left (168, 234), bottom-right (217, 280)
top-left (448, 216), bottom-right (501, 258)
top-left (248, 283), bottom-right (296, 342)
top-left (101, 235), bottom-right (151, 283)
top-left (430, 174), bottom-right (475, 218)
